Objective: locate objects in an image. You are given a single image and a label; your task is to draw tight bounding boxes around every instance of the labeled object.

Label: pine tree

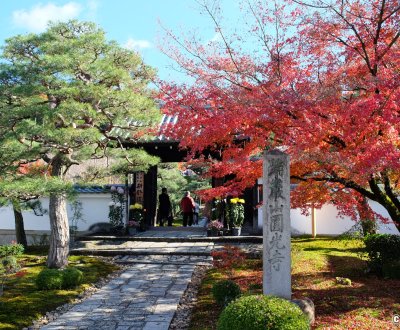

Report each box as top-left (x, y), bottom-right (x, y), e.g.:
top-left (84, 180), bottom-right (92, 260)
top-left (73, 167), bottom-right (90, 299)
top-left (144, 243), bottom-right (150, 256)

top-left (0, 20), bottom-right (160, 268)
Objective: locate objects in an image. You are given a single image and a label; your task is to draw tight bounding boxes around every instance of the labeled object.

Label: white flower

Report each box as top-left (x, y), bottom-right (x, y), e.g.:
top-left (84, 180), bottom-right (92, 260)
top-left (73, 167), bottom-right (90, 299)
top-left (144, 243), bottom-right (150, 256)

top-left (109, 202), bottom-right (115, 206)
top-left (117, 187), bottom-right (125, 194)
top-left (115, 202), bottom-right (122, 207)
top-left (110, 186), bottom-right (117, 191)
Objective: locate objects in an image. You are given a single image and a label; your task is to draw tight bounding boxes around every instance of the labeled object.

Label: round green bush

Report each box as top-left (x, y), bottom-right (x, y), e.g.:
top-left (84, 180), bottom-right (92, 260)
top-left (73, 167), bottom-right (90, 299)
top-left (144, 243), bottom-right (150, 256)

top-left (212, 279), bottom-right (241, 307)
top-left (1, 255), bottom-right (20, 273)
top-left (36, 269), bottom-right (64, 290)
top-left (62, 267), bottom-right (84, 288)
top-left (217, 295), bottom-right (309, 330)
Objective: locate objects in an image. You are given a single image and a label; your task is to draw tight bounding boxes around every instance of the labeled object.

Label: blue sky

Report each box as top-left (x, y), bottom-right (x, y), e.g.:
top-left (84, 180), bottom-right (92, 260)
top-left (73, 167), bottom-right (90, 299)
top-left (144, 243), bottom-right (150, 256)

top-left (0, 0), bottom-right (241, 82)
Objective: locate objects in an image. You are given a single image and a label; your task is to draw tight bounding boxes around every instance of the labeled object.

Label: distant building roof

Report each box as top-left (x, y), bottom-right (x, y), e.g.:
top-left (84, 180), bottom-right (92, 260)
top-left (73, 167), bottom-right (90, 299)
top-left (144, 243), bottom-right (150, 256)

top-left (157, 114), bottom-right (178, 142)
top-left (73, 185), bottom-right (108, 194)
top-left (108, 114), bottom-right (179, 143)
top-left (73, 184), bottom-right (126, 194)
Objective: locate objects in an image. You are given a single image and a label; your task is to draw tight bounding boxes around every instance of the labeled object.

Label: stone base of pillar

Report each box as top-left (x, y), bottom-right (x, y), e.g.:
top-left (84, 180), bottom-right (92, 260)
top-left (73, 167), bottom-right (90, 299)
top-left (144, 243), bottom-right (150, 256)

top-left (291, 297), bottom-right (315, 325)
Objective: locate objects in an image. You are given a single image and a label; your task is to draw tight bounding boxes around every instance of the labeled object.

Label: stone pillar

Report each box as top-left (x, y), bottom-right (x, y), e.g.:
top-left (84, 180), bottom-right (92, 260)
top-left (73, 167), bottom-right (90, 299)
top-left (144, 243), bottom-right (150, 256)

top-left (263, 149), bottom-right (291, 299)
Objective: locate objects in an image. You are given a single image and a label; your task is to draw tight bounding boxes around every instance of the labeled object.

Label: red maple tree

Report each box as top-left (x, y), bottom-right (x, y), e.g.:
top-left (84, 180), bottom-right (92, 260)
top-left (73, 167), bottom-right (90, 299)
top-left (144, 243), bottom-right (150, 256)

top-left (158, 0), bottom-right (400, 231)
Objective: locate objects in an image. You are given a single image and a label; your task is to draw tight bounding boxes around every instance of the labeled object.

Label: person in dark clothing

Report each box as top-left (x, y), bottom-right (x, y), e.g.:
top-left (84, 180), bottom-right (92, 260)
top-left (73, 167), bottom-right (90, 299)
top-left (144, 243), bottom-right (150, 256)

top-left (158, 187), bottom-right (172, 226)
top-left (180, 191), bottom-right (196, 227)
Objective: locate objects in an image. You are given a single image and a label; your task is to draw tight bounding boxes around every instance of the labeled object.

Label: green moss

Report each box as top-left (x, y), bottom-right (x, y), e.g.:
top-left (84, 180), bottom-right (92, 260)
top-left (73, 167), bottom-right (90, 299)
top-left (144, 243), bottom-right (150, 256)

top-left (190, 237), bottom-right (375, 330)
top-left (0, 254), bottom-right (119, 329)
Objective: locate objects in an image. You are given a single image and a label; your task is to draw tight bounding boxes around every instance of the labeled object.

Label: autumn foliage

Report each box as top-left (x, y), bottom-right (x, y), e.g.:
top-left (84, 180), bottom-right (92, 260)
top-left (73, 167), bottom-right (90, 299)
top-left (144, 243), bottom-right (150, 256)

top-left (211, 245), bottom-right (246, 278)
top-left (159, 0), bottom-right (400, 230)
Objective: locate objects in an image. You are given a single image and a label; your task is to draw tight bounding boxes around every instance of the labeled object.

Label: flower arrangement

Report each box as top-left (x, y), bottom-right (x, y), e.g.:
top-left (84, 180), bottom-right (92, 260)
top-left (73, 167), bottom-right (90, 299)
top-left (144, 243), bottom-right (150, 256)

top-left (127, 220), bottom-right (140, 228)
top-left (227, 197), bottom-right (245, 228)
top-left (129, 203), bottom-right (144, 227)
top-left (108, 185), bottom-right (126, 228)
top-left (207, 220), bottom-right (224, 230)
top-left (230, 198), bottom-right (245, 204)
top-left (130, 203), bottom-right (143, 210)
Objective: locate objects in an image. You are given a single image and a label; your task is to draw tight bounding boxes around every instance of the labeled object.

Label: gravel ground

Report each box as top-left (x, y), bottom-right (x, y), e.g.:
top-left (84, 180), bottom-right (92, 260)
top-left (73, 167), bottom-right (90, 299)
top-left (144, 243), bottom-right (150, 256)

top-left (169, 265), bottom-right (211, 330)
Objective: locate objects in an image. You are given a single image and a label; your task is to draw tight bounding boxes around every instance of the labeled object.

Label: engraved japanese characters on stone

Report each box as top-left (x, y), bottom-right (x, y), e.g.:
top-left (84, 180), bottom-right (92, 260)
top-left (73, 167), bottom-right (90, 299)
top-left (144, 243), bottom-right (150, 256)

top-left (270, 214), bottom-right (283, 232)
top-left (263, 150), bottom-right (291, 299)
top-left (268, 232), bottom-right (286, 271)
top-left (268, 158), bottom-right (285, 178)
top-left (268, 158), bottom-right (285, 207)
top-left (267, 157), bottom-right (286, 270)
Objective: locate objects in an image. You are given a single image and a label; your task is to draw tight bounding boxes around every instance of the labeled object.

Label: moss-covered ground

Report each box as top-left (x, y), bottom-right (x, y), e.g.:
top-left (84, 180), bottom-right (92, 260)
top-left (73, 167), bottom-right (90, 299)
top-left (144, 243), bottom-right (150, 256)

top-left (0, 247), bottom-right (119, 330)
top-left (190, 237), bottom-right (400, 330)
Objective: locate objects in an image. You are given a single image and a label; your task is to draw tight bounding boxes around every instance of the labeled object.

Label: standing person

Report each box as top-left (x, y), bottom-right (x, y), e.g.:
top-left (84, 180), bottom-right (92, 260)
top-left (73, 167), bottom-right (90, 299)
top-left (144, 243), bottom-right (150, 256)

top-left (180, 191), bottom-right (196, 227)
top-left (193, 201), bottom-right (200, 225)
top-left (158, 187), bottom-right (172, 227)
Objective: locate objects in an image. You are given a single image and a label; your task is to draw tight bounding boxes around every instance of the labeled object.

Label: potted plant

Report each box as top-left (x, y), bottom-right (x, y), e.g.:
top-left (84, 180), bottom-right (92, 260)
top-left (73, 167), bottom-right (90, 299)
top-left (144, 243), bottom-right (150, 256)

top-left (127, 220), bottom-right (140, 235)
top-left (227, 198), bottom-right (245, 236)
top-left (129, 203), bottom-right (144, 231)
top-left (207, 220), bottom-right (224, 237)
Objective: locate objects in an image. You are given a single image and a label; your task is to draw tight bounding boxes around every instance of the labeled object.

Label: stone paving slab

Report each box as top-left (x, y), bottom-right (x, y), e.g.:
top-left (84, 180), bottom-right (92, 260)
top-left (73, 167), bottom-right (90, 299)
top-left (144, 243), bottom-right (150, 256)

top-left (41, 257), bottom-right (211, 330)
top-left (72, 241), bottom-right (263, 258)
top-left (113, 255), bottom-right (213, 266)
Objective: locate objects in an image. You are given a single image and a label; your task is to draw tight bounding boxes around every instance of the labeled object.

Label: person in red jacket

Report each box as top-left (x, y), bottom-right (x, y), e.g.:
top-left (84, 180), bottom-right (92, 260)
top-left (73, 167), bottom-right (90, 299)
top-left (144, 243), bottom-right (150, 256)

top-left (180, 191), bottom-right (196, 227)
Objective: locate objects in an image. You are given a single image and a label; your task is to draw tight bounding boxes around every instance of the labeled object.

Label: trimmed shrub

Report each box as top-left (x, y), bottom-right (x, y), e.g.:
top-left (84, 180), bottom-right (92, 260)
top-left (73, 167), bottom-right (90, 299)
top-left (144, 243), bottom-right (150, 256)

top-left (36, 269), bottom-right (64, 290)
top-left (212, 280), bottom-right (241, 307)
top-left (217, 295), bottom-right (309, 330)
top-left (0, 243), bottom-right (24, 258)
top-left (62, 267), bottom-right (83, 289)
top-left (1, 256), bottom-right (20, 273)
top-left (382, 260), bottom-right (400, 279)
top-left (364, 234), bottom-right (400, 274)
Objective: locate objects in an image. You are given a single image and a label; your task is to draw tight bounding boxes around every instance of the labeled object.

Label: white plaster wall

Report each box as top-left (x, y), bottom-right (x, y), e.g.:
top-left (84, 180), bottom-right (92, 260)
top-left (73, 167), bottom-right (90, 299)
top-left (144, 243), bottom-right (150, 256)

top-left (257, 201), bottom-right (400, 235)
top-left (69, 194), bottom-right (112, 231)
top-left (256, 177), bottom-right (399, 235)
top-left (0, 193), bottom-right (112, 232)
top-left (0, 230), bottom-right (50, 245)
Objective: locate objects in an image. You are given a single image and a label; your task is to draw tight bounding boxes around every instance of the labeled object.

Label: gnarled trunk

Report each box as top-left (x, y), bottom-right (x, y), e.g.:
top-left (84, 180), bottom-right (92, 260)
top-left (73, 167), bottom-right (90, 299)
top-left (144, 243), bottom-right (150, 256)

top-left (368, 178), bottom-right (400, 233)
top-left (12, 200), bottom-right (27, 248)
top-left (47, 193), bottom-right (69, 268)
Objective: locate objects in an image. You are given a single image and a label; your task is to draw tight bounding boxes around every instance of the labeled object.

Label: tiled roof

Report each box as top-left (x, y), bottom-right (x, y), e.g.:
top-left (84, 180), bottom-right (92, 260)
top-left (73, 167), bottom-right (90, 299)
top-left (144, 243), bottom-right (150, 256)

top-left (107, 114), bottom-right (179, 143)
top-left (74, 184), bottom-right (127, 194)
top-left (73, 185), bottom-right (108, 194)
top-left (157, 114), bottom-right (178, 142)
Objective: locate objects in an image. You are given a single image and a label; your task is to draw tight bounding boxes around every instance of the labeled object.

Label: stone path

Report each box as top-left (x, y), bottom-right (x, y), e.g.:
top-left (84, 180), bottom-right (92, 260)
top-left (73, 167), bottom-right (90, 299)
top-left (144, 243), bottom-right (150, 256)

top-left (114, 254), bottom-right (213, 266)
top-left (41, 256), bottom-right (210, 330)
top-left (40, 227), bottom-right (262, 330)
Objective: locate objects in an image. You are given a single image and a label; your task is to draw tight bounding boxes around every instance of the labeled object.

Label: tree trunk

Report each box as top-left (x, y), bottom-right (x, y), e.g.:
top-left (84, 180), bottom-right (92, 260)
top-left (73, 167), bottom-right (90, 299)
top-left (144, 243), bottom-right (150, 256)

top-left (47, 153), bottom-right (70, 269)
top-left (47, 193), bottom-right (69, 268)
top-left (368, 179), bottom-right (400, 232)
top-left (356, 197), bottom-right (377, 236)
top-left (12, 200), bottom-right (28, 248)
